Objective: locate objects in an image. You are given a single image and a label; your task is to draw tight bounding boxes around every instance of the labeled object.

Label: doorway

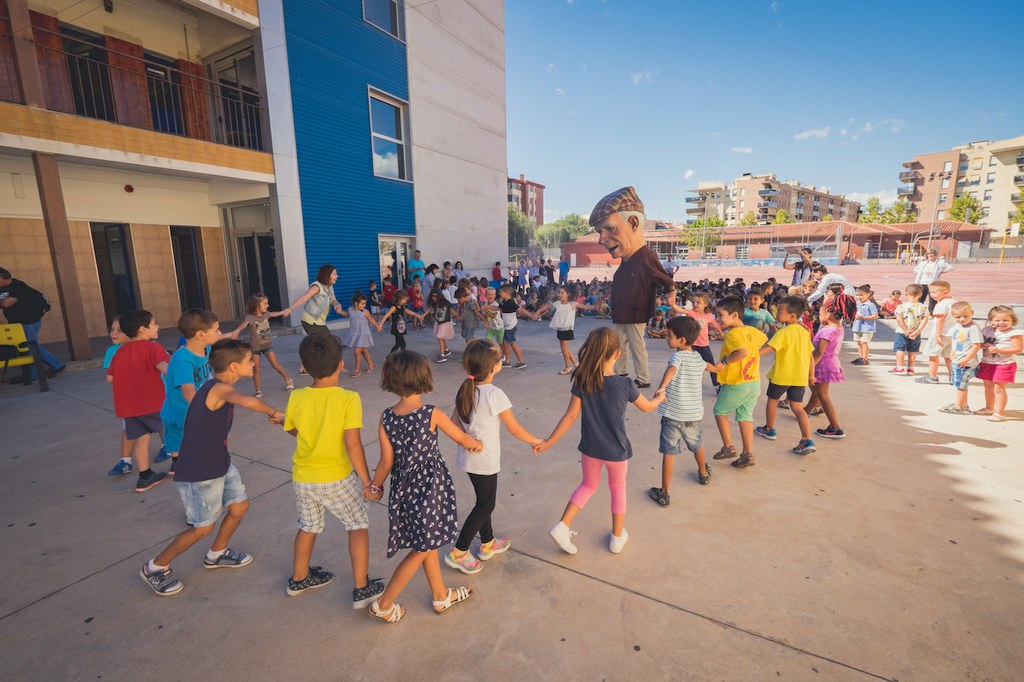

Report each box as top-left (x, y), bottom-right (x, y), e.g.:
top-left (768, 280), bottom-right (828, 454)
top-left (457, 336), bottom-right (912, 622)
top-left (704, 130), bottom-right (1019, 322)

top-left (90, 223), bottom-right (137, 326)
top-left (237, 234), bottom-right (281, 311)
top-left (378, 236), bottom-right (414, 288)
top-left (170, 227), bottom-right (206, 310)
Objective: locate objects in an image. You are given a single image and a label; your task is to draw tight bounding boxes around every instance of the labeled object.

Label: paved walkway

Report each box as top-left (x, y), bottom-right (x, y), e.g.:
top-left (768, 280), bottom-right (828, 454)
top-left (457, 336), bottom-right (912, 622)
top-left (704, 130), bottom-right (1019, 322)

top-left (1, 315), bottom-right (1022, 680)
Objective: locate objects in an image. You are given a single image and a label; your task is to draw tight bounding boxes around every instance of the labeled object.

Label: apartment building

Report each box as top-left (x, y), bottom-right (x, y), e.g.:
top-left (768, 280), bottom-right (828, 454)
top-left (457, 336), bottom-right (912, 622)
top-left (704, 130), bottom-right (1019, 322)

top-left (0, 0), bottom-right (507, 354)
top-left (899, 135), bottom-right (1024, 235)
top-left (686, 174), bottom-right (861, 226)
top-left (508, 173), bottom-right (544, 226)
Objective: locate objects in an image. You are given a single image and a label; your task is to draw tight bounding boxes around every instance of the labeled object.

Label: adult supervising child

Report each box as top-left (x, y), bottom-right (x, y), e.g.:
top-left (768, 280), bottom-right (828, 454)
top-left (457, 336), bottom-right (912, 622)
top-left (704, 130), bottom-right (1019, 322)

top-left (283, 332), bottom-right (386, 608)
top-left (140, 339), bottom-right (285, 596)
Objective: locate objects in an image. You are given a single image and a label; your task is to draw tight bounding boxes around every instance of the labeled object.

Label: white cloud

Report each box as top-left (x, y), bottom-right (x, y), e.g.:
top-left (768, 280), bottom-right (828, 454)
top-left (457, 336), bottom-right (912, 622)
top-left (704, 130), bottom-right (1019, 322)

top-left (846, 189), bottom-right (898, 208)
top-left (770, 1), bottom-right (779, 12)
top-left (565, 0), bottom-right (574, 4)
top-left (839, 128), bottom-right (848, 136)
top-left (861, 121), bottom-right (875, 133)
top-left (793, 126), bottom-right (830, 141)
top-left (631, 71), bottom-right (653, 86)
top-left (545, 63), bottom-right (555, 72)
top-left (881, 117), bottom-right (905, 133)
top-left (554, 88), bottom-right (565, 96)
top-left (684, 169), bottom-right (695, 179)
top-left (730, 146), bottom-right (753, 154)
top-left (851, 133), bottom-right (859, 141)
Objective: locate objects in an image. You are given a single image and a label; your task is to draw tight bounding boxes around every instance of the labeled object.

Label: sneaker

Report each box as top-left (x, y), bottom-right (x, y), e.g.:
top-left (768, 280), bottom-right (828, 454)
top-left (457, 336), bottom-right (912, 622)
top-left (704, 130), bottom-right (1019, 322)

top-left (698, 464), bottom-right (712, 485)
top-left (436, 355), bottom-right (448, 363)
top-left (889, 367), bottom-right (906, 375)
top-left (203, 548), bottom-right (253, 569)
top-left (154, 446), bottom-right (170, 463)
top-left (477, 536), bottom-right (511, 561)
top-left (502, 361), bottom-right (511, 367)
top-left (816, 426), bottom-right (846, 439)
top-left (169, 458), bottom-right (177, 476)
top-left (548, 523), bottom-right (578, 555)
top-left (443, 348), bottom-right (452, 357)
top-left (255, 390), bottom-right (263, 398)
top-left (851, 358), bottom-right (865, 366)
top-left (906, 368), bottom-right (916, 375)
top-left (140, 563), bottom-right (183, 596)
top-left (108, 459), bottom-right (133, 476)
top-left (792, 439), bottom-right (817, 455)
top-left (608, 529), bottom-right (629, 554)
top-left (352, 578), bottom-right (386, 609)
top-left (988, 413), bottom-right (1008, 422)
top-left (634, 379), bottom-right (651, 388)
top-left (754, 425), bottom-right (777, 441)
top-left (135, 470), bottom-right (168, 493)
top-left (286, 566), bottom-right (334, 596)
top-left (444, 548), bottom-right (482, 574)
top-left (915, 375), bottom-right (940, 384)
top-left (513, 362), bottom-right (527, 370)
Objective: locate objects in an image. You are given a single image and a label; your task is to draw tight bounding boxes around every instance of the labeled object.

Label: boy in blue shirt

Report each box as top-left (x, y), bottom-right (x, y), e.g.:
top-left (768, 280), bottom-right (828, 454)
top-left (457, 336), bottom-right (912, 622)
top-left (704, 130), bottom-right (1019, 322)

top-left (743, 288), bottom-right (778, 336)
top-left (161, 309), bottom-right (223, 474)
top-left (851, 285), bottom-right (879, 366)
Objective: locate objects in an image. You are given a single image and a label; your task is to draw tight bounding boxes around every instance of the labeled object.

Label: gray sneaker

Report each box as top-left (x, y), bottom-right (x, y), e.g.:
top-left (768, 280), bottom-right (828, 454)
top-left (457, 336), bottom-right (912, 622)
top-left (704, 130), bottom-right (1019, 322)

top-left (203, 548), bottom-right (253, 569)
top-left (140, 563), bottom-right (183, 596)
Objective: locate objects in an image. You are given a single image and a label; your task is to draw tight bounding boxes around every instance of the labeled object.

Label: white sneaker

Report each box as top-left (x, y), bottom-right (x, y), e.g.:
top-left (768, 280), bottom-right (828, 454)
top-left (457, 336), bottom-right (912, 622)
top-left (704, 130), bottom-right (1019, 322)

top-left (608, 529), bottom-right (629, 554)
top-left (548, 522), bottom-right (578, 555)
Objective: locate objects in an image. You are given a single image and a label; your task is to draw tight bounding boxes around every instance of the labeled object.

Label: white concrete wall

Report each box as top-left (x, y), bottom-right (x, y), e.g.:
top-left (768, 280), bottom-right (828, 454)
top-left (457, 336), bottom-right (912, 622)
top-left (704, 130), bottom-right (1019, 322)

top-left (405, 0), bottom-right (507, 278)
top-left (0, 154), bottom-right (236, 225)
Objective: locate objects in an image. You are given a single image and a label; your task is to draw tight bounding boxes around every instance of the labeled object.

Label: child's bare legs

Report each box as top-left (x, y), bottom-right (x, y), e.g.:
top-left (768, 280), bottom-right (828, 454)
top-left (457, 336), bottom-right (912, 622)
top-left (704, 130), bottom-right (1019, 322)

top-left (714, 414), bottom-right (734, 450)
top-left (360, 348), bottom-right (374, 371)
top-left (992, 382), bottom-right (1008, 415)
top-left (376, 549), bottom-right (453, 611)
top-left (660, 454), bottom-right (674, 493)
top-left (927, 355), bottom-right (939, 379)
top-left (120, 431), bottom-right (132, 459)
top-left (907, 351), bottom-right (917, 372)
top-left (352, 348), bottom-right (365, 376)
top-left (252, 354), bottom-right (262, 393)
top-left (814, 383), bottom-right (840, 429)
top-left (954, 387), bottom-right (969, 410)
top-left (153, 500), bottom-right (247, 566)
top-left (693, 446), bottom-right (707, 478)
top-left (737, 420), bottom-right (754, 454)
top-left (559, 340), bottom-right (576, 370)
top-left (895, 350), bottom-right (905, 369)
top-left (348, 529), bottom-right (369, 589)
top-left (764, 398), bottom-right (779, 430)
top-left (803, 391), bottom-right (820, 414)
top-left (790, 399), bottom-right (811, 439)
top-left (292, 529), bottom-right (318, 581)
top-left (131, 433), bottom-right (151, 470)
top-left (611, 512), bottom-right (625, 537)
top-left (437, 339), bottom-right (448, 357)
top-left (209, 499), bottom-right (249, 553)
top-left (503, 341), bottom-right (524, 364)
top-left (559, 500), bottom-right (582, 527)
top-left (264, 350), bottom-right (292, 385)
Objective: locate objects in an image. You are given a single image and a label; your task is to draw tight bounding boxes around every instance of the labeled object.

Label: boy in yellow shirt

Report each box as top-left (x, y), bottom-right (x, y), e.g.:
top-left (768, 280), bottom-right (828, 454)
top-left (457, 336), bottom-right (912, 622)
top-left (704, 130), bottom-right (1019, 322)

top-left (712, 296), bottom-right (767, 469)
top-left (755, 296), bottom-right (817, 455)
top-left (283, 332), bottom-right (385, 608)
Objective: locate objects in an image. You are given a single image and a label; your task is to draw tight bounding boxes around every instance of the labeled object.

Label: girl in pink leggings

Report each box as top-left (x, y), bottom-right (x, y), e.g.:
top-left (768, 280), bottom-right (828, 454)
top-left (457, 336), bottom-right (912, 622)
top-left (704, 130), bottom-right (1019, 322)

top-left (535, 327), bottom-right (663, 555)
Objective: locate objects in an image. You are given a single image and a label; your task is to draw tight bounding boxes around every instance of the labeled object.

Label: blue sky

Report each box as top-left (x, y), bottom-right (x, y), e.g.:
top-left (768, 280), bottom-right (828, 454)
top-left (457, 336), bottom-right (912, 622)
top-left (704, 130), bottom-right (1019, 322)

top-left (504, 0), bottom-right (1024, 223)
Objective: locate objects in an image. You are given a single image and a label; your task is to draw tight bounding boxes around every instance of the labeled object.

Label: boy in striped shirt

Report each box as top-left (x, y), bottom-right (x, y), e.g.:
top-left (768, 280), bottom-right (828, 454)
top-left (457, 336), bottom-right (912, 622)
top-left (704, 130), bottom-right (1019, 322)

top-left (649, 316), bottom-right (722, 507)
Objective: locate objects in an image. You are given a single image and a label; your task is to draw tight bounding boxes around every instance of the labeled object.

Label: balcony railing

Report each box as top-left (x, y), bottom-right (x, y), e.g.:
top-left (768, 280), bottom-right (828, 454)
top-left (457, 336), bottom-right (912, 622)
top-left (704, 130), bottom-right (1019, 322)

top-left (685, 196), bottom-right (704, 203)
top-left (1016, 154), bottom-right (1024, 168)
top-left (1, 27), bottom-right (265, 152)
top-left (897, 185), bottom-right (915, 196)
top-left (757, 188), bottom-right (779, 197)
top-left (898, 170), bottom-right (917, 182)
top-left (757, 201), bottom-right (779, 209)
top-left (1015, 174), bottom-right (1024, 186)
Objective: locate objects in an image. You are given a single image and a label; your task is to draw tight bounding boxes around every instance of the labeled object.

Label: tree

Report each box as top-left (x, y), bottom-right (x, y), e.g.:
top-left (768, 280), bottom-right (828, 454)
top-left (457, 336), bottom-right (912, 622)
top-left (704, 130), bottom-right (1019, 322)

top-left (859, 196), bottom-right (883, 223)
top-left (534, 212), bottom-right (590, 248)
top-left (1014, 195), bottom-right (1024, 229)
top-left (739, 211), bottom-right (758, 226)
top-left (773, 209), bottom-right (792, 225)
top-left (685, 216), bottom-right (724, 251)
top-left (881, 199), bottom-right (916, 224)
top-left (948, 195), bottom-right (984, 224)
top-left (822, 214), bottom-right (834, 221)
top-left (508, 205), bottom-right (534, 248)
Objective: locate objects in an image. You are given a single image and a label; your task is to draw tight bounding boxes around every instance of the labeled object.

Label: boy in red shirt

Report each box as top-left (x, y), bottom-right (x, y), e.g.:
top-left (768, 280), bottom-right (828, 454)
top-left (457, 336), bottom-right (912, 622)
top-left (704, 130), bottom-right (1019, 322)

top-left (107, 309), bottom-right (170, 493)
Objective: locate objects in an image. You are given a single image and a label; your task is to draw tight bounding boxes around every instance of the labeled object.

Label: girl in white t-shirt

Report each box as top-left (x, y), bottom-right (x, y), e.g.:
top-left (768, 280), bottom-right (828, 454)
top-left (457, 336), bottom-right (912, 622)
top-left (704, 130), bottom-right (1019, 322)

top-left (974, 305), bottom-right (1024, 422)
top-left (534, 285), bottom-right (596, 375)
top-left (444, 340), bottom-right (543, 575)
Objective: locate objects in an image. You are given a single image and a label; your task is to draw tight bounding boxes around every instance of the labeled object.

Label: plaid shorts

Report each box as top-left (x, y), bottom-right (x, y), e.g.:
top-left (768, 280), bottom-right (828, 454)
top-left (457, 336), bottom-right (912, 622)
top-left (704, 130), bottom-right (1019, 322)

top-left (293, 472), bottom-right (368, 533)
top-left (951, 364), bottom-right (977, 391)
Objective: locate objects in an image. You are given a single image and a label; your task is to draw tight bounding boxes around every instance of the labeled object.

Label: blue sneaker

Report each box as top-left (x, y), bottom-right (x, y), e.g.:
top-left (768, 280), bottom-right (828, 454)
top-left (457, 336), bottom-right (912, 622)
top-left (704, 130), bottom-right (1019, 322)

top-left (754, 425), bottom-right (777, 440)
top-left (108, 459), bottom-right (133, 476)
top-left (792, 439), bottom-right (817, 455)
top-left (154, 446), bottom-right (170, 463)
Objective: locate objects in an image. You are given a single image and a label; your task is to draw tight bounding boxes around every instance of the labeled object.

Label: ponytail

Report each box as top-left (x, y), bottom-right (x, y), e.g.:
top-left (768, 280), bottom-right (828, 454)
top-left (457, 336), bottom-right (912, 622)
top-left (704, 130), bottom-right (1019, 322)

top-left (456, 339), bottom-right (502, 424)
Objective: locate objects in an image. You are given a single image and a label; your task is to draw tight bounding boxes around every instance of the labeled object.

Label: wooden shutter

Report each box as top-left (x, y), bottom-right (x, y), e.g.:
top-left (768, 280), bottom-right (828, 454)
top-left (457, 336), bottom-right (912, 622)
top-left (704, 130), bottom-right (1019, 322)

top-left (30, 11), bottom-right (74, 113)
top-left (104, 35), bottom-right (151, 128)
top-left (0, 2), bottom-right (20, 103)
top-left (177, 58), bottom-right (210, 141)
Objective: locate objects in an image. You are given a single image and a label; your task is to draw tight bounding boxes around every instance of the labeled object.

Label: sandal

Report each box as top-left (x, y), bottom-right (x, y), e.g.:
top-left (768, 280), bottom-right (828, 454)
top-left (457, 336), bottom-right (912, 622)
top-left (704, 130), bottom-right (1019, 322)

top-left (647, 487), bottom-right (670, 507)
top-left (972, 408), bottom-right (993, 416)
top-left (433, 586), bottom-right (472, 614)
top-left (558, 367), bottom-right (572, 375)
top-left (712, 445), bottom-right (737, 460)
top-left (368, 599), bottom-right (405, 623)
top-left (285, 380), bottom-right (294, 391)
top-left (808, 407), bottom-right (825, 416)
top-left (731, 453), bottom-right (756, 468)
top-left (351, 371), bottom-right (362, 377)
top-left (367, 366), bottom-right (375, 374)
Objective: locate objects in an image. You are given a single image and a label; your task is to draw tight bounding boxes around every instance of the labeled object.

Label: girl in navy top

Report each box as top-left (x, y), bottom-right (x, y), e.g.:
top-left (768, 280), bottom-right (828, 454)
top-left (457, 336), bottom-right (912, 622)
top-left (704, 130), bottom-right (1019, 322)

top-left (535, 327), bottom-right (663, 556)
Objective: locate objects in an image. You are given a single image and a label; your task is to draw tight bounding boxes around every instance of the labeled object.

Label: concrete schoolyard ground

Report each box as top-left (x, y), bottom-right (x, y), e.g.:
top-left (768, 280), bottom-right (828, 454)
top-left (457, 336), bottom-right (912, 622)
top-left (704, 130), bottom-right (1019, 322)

top-left (2, 264), bottom-right (1023, 681)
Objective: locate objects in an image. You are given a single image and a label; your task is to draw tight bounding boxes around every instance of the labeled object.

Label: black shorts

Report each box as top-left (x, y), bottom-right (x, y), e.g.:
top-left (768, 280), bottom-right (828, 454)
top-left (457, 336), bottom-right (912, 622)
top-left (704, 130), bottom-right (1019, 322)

top-left (251, 347), bottom-right (271, 356)
top-left (556, 329), bottom-right (574, 341)
top-left (766, 382), bottom-right (806, 402)
top-left (301, 321), bottom-right (328, 335)
top-left (124, 412), bottom-right (162, 440)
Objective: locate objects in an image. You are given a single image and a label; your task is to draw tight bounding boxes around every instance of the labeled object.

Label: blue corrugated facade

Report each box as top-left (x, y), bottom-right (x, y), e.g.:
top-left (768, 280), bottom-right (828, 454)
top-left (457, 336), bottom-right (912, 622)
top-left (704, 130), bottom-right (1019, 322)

top-left (283, 0), bottom-right (414, 312)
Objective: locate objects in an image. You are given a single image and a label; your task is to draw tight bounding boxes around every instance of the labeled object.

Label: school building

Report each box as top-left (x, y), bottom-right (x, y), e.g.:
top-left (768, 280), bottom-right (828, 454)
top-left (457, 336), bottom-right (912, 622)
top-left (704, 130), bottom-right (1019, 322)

top-left (0, 0), bottom-right (507, 355)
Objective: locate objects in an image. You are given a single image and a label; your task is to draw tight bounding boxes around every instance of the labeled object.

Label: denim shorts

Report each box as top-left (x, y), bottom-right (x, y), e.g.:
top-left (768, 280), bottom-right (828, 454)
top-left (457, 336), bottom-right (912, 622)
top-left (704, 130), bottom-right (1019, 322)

top-left (176, 464), bottom-right (247, 528)
top-left (461, 326), bottom-right (477, 340)
top-left (503, 326), bottom-right (518, 343)
top-left (951, 364), bottom-right (977, 391)
top-left (659, 417), bottom-right (702, 455)
top-left (893, 333), bottom-right (921, 353)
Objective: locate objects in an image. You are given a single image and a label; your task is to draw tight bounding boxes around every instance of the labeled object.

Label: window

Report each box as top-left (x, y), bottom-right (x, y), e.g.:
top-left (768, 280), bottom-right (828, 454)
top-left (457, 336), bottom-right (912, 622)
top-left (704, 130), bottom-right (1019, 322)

top-left (364, 0), bottom-right (404, 39)
top-left (984, 190), bottom-right (993, 201)
top-left (739, 200), bottom-right (745, 208)
top-left (989, 156), bottom-right (998, 167)
top-left (969, 191), bottom-right (978, 199)
top-left (740, 188), bottom-right (746, 196)
top-left (939, 194), bottom-right (947, 204)
top-left (987, 172), bottom-right (996, 184)
top-left (943, 160), bottom-right (953, 172)
top-left (735, 245), bottom-right (749, 259)
top-left (704, 245), bottom-right (718, 258)
top-left (369, 92), bottom-right (409, 180)
top-left (941, 177), bottom-right (950, 189)
top-left (937, 210), bottom-right (945, 220)
top-left (972, 157), bottom-right (983, 170)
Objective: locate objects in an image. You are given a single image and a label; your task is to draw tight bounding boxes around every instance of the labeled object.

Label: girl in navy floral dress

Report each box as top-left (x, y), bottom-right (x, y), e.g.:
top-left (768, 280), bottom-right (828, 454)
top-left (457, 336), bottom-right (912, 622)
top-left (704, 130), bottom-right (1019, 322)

top-left (365, 351), bottom-right (484, 623)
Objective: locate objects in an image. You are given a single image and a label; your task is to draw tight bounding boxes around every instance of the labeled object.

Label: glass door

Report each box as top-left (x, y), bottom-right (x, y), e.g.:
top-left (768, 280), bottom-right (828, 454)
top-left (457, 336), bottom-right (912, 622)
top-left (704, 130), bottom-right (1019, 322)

top-left (378, 236), bottom-right (414, 288)
top-left (90, 223), bottom-right (137, 326)
top-left (170, 226), bottom-right (205, 310)
top-left (237, 233), bottom-right (281, 311)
